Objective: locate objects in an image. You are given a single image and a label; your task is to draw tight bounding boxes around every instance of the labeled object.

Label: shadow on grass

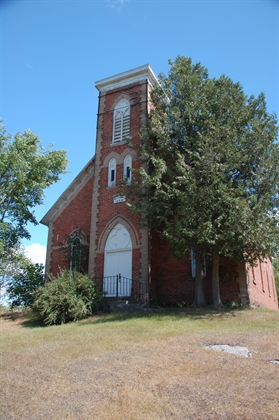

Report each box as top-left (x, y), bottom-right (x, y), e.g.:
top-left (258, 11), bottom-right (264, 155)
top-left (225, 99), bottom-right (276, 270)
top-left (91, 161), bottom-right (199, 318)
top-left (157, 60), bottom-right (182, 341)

top-left (1, 305), bottom-right (249, 329)
top-left (79, 304), bottom-right (249, 327)
top-left (0, 309), bottom-right (45, 328)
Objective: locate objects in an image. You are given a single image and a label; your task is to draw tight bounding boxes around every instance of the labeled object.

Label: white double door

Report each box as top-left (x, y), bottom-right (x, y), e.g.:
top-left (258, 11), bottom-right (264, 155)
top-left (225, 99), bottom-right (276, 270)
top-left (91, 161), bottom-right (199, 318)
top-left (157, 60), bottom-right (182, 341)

top-left (104, 224), bottom-right (132, 297)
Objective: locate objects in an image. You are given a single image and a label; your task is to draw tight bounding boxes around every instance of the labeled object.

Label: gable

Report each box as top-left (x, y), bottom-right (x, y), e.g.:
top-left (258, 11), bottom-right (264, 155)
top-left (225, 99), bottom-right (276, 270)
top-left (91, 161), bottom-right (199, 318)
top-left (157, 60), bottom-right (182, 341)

top-left (41, 157), bottom-right (95, 227)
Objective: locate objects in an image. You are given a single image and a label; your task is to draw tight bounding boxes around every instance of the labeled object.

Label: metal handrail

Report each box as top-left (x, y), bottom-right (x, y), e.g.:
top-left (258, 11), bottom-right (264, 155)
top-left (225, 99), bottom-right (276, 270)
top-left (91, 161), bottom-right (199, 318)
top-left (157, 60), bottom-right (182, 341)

top-left (93, 275), bottom-right (148, 303)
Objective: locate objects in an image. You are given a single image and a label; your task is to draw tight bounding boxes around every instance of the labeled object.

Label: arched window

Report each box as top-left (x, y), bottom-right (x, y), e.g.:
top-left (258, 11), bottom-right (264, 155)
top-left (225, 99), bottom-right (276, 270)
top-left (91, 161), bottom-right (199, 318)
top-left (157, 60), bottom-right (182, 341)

top-left (108, 158), bottom-right (116, 187)
top-left (123, 154), bottom-right (132, 184)
top-left (113, 99), bottom-right (130, 143)
top-left (71, 237), bottom-right (81, 272)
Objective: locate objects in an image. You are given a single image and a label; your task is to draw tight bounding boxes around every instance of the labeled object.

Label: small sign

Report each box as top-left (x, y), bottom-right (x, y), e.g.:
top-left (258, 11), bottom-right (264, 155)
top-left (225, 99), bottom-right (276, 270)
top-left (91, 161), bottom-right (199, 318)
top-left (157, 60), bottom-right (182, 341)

top-left (113, 195), bottom-right (126, 204)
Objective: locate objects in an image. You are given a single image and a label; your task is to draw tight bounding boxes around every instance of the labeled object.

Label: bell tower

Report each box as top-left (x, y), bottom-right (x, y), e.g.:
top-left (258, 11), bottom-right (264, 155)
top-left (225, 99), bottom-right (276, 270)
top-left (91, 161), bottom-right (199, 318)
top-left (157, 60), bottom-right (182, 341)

top-left (88, 65), bottom-right (157, 293)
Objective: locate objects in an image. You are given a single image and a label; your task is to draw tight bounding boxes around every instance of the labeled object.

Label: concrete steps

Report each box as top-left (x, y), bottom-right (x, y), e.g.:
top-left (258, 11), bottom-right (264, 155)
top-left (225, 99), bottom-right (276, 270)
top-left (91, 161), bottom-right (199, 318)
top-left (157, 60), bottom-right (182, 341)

top-left (109, 300), bottom-right (144, 313)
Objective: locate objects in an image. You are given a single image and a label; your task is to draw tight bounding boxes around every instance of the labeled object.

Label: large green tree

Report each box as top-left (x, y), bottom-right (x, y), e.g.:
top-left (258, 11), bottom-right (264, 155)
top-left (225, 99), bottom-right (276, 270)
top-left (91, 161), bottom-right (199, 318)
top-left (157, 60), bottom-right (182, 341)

top-left (127, 57), bottom-right (279, 306)
top-left (0, 122), bottom-right (68, 256)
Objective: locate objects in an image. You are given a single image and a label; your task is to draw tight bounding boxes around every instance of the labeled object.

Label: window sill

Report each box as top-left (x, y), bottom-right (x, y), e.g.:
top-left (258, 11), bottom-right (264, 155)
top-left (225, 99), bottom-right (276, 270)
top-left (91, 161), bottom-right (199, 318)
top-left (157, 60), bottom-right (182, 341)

top-left (110, 137), bottom-right (132, 147)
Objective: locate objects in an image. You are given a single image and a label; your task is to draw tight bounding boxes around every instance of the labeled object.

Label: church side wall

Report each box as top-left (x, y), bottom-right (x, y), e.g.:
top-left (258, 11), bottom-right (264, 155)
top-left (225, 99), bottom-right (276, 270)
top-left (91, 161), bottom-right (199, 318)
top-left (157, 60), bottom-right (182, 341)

top-left (151, 231), bottom-right (243, 306)
top-left (246, 259), bottom-right (278, 310)
top-left (150, 231), bottom-right (194, 304)
top-left (48, 176), bottom-right (93, 276)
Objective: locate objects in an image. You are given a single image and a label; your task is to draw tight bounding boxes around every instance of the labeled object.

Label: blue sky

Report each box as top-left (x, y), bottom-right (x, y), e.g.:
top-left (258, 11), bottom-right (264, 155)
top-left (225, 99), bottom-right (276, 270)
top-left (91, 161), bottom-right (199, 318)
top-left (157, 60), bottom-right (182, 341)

top-left (1, 0), bottom-right (278, 264)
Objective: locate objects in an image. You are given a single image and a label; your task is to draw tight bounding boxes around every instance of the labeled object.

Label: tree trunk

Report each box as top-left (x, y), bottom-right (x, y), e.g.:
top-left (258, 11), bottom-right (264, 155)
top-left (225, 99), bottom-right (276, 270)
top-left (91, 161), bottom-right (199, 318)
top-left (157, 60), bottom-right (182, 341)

top-left (212, 250), bottom-right (223, 307)
top-left (193, 251), bottom-right (206, 306)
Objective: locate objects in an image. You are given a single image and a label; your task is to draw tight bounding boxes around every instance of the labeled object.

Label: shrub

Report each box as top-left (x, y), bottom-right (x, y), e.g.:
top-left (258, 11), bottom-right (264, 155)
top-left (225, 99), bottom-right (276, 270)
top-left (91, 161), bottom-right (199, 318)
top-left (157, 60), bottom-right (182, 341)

top-left (32, 270), bottom-right (101, 325)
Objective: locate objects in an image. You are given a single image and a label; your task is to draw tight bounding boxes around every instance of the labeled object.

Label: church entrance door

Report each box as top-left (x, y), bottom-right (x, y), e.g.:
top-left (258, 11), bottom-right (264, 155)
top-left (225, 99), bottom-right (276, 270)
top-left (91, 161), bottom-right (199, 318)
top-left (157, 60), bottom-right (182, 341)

top-left (104, 224), bottom-right (132, 297)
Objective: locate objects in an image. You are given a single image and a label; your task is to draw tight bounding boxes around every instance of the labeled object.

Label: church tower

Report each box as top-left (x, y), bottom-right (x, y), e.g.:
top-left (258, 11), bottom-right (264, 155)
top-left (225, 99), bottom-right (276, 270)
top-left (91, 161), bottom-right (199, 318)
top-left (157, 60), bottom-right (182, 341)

top-left (88, 65), bottom-right (157, 296)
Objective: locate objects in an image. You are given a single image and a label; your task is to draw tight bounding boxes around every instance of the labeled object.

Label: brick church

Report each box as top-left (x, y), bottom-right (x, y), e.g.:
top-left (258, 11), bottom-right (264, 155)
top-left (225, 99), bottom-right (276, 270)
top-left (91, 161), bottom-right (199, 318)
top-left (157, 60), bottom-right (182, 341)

top-left (41, 65), bottom-right (278, 310)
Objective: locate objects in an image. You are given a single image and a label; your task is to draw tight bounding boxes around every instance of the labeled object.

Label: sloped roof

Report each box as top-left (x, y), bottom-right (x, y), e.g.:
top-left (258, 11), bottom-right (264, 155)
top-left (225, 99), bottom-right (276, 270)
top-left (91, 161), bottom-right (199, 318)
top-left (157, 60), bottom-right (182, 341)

top-left (40, 157), bottom-right (95, 227)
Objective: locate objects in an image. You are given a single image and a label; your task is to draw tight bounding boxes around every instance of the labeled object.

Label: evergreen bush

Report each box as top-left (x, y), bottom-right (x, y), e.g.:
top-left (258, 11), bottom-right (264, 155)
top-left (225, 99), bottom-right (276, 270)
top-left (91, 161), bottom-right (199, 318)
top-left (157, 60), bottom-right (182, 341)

top-left (32, 270), bottom-right (101, 325)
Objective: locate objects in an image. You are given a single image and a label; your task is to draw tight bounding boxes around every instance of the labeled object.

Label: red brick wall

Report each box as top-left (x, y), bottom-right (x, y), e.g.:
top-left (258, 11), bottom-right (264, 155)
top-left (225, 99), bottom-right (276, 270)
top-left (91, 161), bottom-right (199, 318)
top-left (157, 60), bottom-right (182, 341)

top-left (151, 231), bottom-right (242, 305)
top-left (49, 176), bottom-right (93, 276)
top-left (150, 230), bottom-right (194, 304)
top-left (246, 259), bottom-right (278, 310)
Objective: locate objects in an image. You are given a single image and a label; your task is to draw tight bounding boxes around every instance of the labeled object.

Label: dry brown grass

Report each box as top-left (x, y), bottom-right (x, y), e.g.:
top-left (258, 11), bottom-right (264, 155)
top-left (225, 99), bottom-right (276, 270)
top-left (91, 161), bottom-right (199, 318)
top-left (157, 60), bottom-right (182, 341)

top-left (1, 307), bottom-right (278, 420)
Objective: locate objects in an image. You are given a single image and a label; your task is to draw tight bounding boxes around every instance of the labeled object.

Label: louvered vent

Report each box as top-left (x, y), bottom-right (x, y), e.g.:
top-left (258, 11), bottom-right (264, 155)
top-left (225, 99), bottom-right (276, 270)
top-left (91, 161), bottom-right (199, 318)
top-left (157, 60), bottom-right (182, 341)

top-left (114, 116), bottom-right (122, 143)
top-left (122, 113), bottom-right (130, 139)
top-left (113, 99), bottom-right (130, 143)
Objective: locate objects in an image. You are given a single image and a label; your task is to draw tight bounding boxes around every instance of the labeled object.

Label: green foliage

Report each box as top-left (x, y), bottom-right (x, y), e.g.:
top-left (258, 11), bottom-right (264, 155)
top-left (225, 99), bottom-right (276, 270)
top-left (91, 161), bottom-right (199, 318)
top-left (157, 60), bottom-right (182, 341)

top-left (32, 270), bottom-right (101, 325)
top-left (0, 243), bottom-right (26, 291)
top-left (225, 301), bottom-right (243, 309)
top-left (0, 121), bottom-right (68, 256)
top-left (6, 259), bottom-right (44, 307)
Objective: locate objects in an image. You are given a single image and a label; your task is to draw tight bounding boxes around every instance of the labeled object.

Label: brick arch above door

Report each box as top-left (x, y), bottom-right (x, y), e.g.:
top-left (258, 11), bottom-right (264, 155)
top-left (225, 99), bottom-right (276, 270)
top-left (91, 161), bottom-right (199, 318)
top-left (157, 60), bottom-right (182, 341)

top-left (97, 215), bottom-right (140, 252)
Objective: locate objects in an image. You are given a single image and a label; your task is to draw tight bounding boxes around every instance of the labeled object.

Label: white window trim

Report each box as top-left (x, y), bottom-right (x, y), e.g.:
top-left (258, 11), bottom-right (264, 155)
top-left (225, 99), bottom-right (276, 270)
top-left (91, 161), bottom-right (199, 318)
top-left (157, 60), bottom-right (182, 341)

top-left (108, 158), bottom-right (116, 187)
top-left (123, 154), bottom-right (132, 184)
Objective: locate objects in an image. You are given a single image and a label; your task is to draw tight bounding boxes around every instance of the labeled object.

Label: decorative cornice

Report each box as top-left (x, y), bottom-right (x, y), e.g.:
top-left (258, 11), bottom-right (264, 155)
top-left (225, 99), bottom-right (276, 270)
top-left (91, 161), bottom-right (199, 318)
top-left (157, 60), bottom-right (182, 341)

top-left (95, 64), bottom-right (158, 93)
top-left (40, 157), bottom-right (95, 226)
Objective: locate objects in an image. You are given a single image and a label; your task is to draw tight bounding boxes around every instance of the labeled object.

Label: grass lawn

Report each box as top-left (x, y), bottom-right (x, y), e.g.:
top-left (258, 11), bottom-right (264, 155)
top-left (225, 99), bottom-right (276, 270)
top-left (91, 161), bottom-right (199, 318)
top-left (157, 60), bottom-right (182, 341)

top-left (1, 307), bottom-right (278, 419)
